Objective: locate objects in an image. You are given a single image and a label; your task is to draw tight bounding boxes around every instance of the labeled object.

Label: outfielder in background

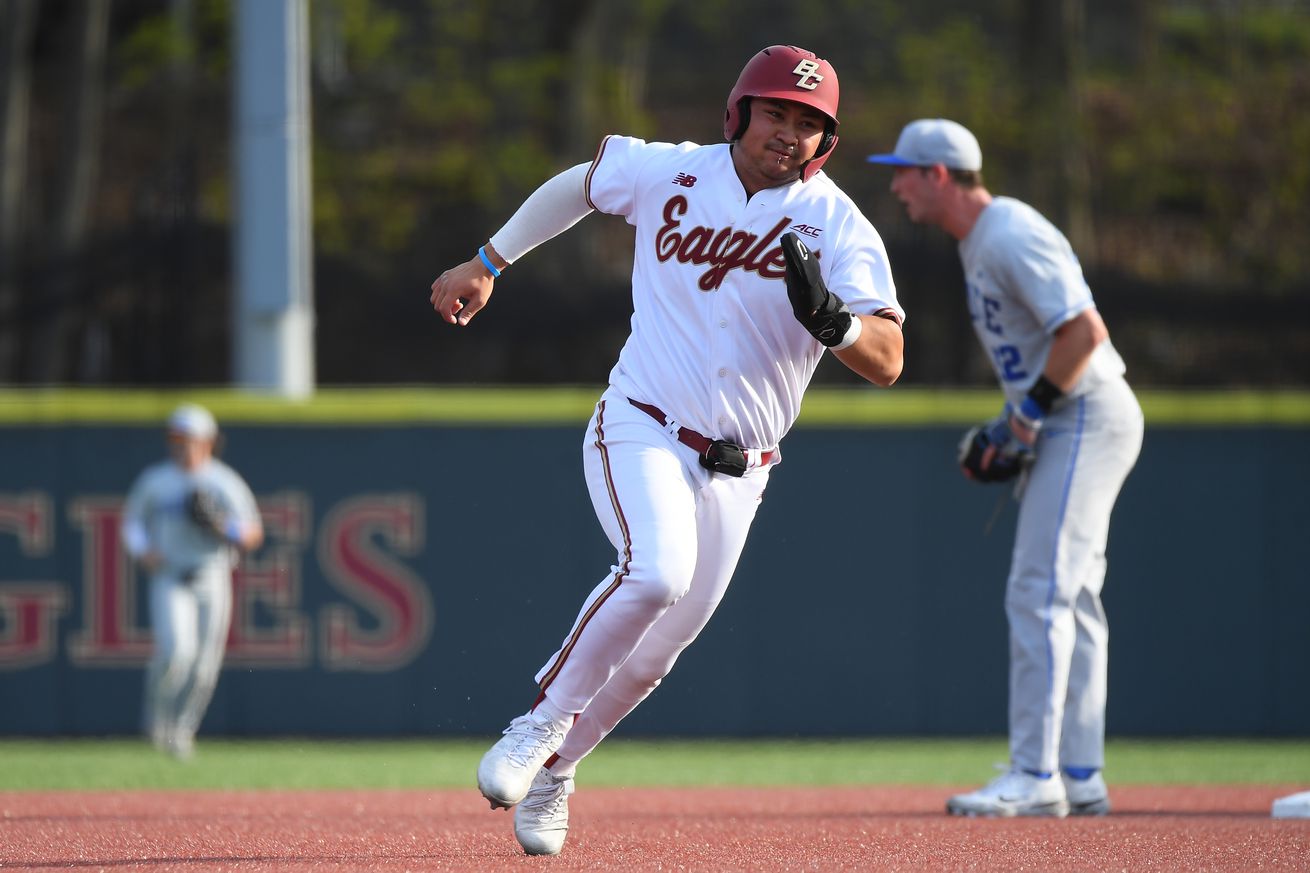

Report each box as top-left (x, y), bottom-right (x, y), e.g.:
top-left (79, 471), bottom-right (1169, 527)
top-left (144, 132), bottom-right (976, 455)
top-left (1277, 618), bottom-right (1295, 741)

top-left (431, 45), bottom-right (904, 855)
top-left (868, 120), bottom-right (1143, 818)
top-left (120, 404), bottom-right (264, 760)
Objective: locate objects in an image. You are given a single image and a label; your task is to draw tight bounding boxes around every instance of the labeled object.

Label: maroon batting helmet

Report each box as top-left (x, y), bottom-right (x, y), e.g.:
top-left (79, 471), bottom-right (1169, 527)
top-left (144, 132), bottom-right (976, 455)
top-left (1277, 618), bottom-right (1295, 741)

top-left (723, 45), bottom-right (840, 182)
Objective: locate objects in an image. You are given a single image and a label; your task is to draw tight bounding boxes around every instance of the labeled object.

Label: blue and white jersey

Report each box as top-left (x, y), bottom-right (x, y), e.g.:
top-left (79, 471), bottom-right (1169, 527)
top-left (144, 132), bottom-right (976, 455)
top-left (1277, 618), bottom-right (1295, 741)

top-left (120, 458), bottom-right (260, 579)
top-left (958, 197), bottom-right (1125, 409)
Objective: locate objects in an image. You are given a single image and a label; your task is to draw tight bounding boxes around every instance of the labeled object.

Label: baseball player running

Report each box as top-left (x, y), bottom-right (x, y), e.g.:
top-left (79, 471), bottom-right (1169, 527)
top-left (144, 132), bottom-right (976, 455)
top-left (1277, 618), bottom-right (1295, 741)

top-left (868, 120), bottom-right (1143, 817)
top-left (120, 404), bottom-right (263, 759)
top-left (431, 45), bottom-right (904, 855)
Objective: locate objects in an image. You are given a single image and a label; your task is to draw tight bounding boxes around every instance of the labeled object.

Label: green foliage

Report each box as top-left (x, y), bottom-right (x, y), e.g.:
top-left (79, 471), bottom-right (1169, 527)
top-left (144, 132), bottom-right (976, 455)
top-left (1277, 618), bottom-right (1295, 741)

top-left (57, 0), bottom-right (1309, 389)
top-left (114, 12), bottom-right (185, 91)
top-left (111, 0), bottom-right (232, 89)
top-left (308, 0), bottom-right (578, 255)
top-left (98, 0), bottom-right (1310, 282)
top-left (337, 0), bottom-right (403, 66)
top-left (895, 20), bottom-right (1007, 113)
top-left (1086, 5), bottom-right (1310, 286)
top-left (881, 17), bottom-right (1026, 187)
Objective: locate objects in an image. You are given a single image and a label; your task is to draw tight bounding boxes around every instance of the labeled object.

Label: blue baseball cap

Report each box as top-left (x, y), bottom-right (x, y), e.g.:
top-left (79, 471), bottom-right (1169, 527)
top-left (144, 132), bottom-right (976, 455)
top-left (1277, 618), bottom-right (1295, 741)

top-left (866, 119), bottom-right (982, 171)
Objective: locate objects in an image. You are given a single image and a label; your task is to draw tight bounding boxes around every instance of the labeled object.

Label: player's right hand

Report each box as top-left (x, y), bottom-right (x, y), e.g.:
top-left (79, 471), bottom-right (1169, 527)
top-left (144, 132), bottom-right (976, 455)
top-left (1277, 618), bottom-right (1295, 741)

top-left (430, 256), bottom-right (496, 326)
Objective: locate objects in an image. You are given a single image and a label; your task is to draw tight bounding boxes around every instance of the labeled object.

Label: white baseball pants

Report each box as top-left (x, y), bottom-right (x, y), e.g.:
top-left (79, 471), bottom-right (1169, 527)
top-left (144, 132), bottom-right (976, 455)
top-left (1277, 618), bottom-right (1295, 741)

top-left (534, 387), bottom-right (771, 768)
top-left (143, 567), bottom-right (232, 745)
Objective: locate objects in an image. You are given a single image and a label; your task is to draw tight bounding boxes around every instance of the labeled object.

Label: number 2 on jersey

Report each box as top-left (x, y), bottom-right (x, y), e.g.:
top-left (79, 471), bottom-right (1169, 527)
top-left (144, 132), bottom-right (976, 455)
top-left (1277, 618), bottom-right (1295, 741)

top-left (992, 344), bottom-right (1028, 382)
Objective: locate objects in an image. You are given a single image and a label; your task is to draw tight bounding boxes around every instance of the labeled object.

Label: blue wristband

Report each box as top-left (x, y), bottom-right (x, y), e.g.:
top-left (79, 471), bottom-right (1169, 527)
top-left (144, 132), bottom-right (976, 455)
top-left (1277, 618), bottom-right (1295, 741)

top-left (224, 518), bottom-right (243, 544)
top-left (1017, 395), bottom-right (1046, 424)
top-left (477, 246), bottom-right (502, 278)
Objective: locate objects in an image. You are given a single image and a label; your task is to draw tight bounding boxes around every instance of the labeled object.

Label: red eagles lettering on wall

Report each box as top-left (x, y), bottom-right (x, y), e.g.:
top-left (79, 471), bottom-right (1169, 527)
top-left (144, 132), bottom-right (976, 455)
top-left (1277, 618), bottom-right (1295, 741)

top-left (0, 493), bottom-right (66, 669)
top-left (0, 490), bottom-right (433, 672)
top-left (654, 195), bottom-right (791, 291)
top-left (225, 492), bottom-right (313, 667)
top-left (67, 497), bottom-right (152, 664)
top-left (317, 495), bottom-right (432, 671)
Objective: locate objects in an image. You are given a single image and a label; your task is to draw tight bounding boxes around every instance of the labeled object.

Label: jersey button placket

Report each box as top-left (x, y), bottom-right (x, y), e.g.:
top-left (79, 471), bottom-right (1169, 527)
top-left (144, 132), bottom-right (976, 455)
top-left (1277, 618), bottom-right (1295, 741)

top-left (708, 273), bottom-right (737, 438)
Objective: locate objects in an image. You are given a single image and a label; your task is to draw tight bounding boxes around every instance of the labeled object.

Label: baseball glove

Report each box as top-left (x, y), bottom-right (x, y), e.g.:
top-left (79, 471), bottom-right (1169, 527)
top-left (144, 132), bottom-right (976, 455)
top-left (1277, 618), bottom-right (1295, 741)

top-left (186, 488), bottom-right (229, 538)
top-left (780, 232), bottom-right (853, 347)
top-left (957, 417), bottom-right (1033, 483)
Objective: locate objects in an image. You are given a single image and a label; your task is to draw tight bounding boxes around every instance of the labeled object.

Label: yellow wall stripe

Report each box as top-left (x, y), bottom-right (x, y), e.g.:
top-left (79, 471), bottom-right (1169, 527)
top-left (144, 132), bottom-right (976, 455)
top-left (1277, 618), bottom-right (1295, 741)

top-left (0, 386), bottom-right (1307, 426)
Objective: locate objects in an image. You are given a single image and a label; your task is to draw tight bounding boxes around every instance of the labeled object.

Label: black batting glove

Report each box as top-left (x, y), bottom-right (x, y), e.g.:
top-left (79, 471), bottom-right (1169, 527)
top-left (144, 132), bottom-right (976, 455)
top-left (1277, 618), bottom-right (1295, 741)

top-left (780, 232), bottom-right (854, 347)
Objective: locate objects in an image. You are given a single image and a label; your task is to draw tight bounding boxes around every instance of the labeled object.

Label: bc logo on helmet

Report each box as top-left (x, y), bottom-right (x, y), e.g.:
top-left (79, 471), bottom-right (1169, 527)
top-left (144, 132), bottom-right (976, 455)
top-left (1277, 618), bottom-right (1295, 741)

top-left (791, 60), bottom-right (824, 90)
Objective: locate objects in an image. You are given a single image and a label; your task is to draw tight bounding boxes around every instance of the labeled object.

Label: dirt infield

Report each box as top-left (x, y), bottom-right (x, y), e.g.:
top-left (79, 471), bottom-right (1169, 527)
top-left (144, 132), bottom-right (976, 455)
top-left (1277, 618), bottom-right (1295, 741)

top-left (2, 786), bottom-right (1306, 871)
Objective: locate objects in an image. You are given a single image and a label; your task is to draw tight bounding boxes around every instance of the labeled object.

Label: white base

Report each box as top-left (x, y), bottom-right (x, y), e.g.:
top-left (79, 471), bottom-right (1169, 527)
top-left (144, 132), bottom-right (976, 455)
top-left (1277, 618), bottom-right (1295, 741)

top-left (1272, 790), bottom-right (1310, 819)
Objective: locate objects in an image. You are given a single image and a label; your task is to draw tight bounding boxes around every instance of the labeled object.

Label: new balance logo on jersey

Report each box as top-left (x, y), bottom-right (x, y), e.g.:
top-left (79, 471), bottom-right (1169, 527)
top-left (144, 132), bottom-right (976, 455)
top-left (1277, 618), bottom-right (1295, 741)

top-left (654, 194), bottom-right (791, 291)
top-left (790, 223), bottom-right (822, 239)
top-left (792, 60), bottom-right (824, 90)
top-left (672, 173), bottom-right (697, 188)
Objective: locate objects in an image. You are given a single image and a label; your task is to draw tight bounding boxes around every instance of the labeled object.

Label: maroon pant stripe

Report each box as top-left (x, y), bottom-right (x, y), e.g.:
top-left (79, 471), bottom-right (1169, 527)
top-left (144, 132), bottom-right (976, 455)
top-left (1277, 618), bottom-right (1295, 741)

top-left (537, 399), bottom-right (633, 692)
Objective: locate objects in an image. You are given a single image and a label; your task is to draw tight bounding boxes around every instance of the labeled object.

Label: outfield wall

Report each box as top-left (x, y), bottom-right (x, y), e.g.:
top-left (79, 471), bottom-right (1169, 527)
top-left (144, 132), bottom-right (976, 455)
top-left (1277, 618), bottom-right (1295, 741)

top-left (1, 389), bottom-right (1307, 738)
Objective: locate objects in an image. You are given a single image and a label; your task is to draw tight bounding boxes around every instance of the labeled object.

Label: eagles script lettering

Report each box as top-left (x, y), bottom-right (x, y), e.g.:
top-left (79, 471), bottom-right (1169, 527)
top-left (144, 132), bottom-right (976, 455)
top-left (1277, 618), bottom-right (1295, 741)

top-left (654, 195), bottom-right (790, 291)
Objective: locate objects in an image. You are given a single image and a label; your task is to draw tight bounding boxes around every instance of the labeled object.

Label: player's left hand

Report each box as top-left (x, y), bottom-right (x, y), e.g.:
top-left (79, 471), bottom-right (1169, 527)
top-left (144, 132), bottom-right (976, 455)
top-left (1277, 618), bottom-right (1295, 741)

top-left (780, 232), bottom-right (854, 347)
top-left (957, 410), bottom-right (1034, 483)
top-left (430, 256), bottom-right (496, 326)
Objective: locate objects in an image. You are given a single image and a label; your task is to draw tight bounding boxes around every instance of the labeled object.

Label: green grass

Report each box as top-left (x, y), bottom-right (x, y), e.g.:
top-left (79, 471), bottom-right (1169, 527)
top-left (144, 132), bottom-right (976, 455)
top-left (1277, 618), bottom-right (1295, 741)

top-left (2, 737), bottom-right (1307, 791)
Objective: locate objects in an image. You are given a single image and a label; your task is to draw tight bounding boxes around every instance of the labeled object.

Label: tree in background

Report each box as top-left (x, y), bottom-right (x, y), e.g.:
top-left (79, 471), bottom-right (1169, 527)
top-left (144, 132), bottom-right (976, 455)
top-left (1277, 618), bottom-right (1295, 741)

top-left (1, 0), bottom-right (1306, 387)
top-left (0, 0), bottom-right (39, 380)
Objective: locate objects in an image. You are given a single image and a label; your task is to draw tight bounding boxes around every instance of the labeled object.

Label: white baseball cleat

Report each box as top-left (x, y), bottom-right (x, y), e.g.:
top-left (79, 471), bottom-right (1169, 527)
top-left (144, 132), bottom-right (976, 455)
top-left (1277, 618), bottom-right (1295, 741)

top-left (477, 715), bottom-right (568, 809)
top-left (166, 730), bottom-right (195, 762)
top-left (148, 725), bottom-right (170, 753)
top-left (947, 768), bottom-right (1070, 818)
top-left (514, 768), bottom-right (574, 855)
top-left (1062, 771), bottom-right (1111, 816)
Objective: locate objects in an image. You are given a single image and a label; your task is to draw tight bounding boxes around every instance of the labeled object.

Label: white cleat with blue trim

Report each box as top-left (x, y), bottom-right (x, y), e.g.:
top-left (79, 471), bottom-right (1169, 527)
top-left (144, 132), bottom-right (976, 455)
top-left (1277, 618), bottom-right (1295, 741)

top-left (947, 768), bottom-right (1070, 818)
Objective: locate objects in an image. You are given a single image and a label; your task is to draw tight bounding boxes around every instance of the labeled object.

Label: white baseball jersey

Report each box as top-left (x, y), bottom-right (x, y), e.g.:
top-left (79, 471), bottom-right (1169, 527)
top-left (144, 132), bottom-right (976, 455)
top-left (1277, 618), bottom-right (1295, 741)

top-left (586, 136), bottom-right (903, 450)
top-left (121, 458), bottom-right (260, 579)
top-left (513, 136), bottom-right (903, 776)
top-left (959, 197), bottom-right (1125, 411)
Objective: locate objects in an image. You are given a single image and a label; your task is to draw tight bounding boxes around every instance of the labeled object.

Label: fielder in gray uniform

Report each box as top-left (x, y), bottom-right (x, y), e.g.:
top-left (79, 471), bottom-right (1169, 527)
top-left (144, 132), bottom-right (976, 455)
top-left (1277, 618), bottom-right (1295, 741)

top-left (868, 119), bottom-right (1143, 817)
top-left (120, 404), bottom-right (263, 759)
